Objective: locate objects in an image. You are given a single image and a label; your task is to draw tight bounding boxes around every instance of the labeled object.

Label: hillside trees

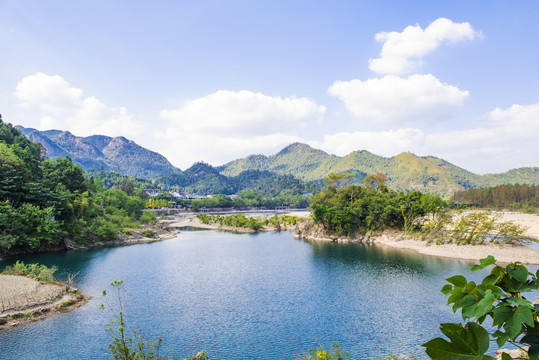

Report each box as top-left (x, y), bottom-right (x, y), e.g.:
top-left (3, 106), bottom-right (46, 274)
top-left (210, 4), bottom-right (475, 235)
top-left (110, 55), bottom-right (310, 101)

top-left (0, 118), bottom-right (145, 255)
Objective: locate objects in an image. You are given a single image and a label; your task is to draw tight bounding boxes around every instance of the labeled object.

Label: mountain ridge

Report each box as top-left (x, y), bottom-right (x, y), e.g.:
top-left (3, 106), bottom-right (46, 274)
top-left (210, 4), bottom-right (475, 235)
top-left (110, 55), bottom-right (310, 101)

top-left (15, 126), bottom-right (538, 196)
top-left (16, 125), bottom-right (179, 179)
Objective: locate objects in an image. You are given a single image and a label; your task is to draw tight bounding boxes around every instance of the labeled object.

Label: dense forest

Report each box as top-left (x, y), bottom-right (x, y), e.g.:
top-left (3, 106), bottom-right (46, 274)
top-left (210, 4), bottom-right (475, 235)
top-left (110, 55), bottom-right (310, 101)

top-left (0, 119), bottom-right (147, 256)
top-left (451, 183), bottom-right (538, 211)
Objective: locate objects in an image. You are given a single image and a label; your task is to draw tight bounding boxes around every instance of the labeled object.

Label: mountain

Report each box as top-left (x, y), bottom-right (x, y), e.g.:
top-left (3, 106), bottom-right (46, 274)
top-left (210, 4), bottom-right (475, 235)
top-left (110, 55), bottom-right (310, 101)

top-left (218, 143), bottom-right (539, 197)
top-left (16, 126), bottom-right (179, 179)
top-left (154, 162), bottom-right (319, 196)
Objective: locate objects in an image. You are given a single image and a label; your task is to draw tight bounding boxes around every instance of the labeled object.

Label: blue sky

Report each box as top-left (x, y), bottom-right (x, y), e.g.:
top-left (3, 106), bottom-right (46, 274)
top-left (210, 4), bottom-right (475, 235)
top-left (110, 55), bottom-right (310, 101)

top-left (1, 0), bottom-right (538, 174)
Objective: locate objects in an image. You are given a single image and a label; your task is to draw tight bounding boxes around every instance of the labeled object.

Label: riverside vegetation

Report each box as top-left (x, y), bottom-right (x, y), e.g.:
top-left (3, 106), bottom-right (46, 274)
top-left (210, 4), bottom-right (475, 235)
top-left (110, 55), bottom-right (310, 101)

top-left (0, 119), bottom-right (168, 257)
top-left (309, 175), bottom-right (532, 246)
top-left (1, 261), bottom-right (88, 326)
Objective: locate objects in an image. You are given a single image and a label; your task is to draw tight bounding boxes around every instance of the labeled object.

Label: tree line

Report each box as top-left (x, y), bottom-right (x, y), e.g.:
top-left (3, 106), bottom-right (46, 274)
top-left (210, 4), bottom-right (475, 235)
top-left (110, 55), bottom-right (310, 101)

top-left (451, 183), bottom-right (538, 211)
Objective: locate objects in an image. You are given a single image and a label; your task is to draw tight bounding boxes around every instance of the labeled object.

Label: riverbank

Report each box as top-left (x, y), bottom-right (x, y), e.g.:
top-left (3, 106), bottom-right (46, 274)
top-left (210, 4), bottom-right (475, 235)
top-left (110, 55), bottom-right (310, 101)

top-left (165, 211), bottom-right (539, 264)
top-left (0, 274), bottom-right (91, 329)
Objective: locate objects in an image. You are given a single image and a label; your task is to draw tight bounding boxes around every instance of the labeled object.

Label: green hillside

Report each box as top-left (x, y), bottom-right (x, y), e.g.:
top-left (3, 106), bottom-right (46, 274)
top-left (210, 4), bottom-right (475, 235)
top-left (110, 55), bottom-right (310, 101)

top-left (219, 143), bottom-right (538, 197)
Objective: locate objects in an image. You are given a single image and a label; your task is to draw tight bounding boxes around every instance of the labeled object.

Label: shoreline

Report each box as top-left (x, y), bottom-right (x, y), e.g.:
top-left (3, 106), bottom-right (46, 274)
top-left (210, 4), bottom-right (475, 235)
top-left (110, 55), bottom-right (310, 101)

top-left (0, 275), bottom-right (91, 330)
top-left (166, 212), bottom-right (539, 265)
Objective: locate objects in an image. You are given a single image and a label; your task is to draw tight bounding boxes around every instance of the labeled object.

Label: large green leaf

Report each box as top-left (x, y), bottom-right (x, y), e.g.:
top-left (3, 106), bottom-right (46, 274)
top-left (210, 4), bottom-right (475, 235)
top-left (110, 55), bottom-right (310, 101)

top-left (506, 264), bottom-right (528, 285)
top-left (422, 322), bottom-right (490, 360)
top-left (471, 256), bottom-right (496, 272)
top-left (447, 275), bottom-right (468, 287)
top-left (494, 305), bottom-right (535, 339)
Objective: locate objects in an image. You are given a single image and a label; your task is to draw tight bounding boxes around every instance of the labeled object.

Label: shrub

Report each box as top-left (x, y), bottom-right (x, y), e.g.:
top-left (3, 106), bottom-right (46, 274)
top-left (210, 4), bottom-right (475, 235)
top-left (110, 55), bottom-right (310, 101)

top-left (140, 211), bottom-right (157, 225)
top-left (2, 261), bottom-right (57, 283)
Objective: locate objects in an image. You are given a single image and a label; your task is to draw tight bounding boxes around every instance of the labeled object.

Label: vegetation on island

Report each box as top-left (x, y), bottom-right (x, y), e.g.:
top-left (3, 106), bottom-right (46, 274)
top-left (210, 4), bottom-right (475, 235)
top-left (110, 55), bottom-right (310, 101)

top-left (195, 213), bottom-right (298, 231)
top-left (310, 173), bottom-right (448, 237)
top-left (310, 172), bottom-right (532, 245)
top-left (423, 256), bottom-right (539, 360)
top-left (451, 183), bottom-right (539, 213)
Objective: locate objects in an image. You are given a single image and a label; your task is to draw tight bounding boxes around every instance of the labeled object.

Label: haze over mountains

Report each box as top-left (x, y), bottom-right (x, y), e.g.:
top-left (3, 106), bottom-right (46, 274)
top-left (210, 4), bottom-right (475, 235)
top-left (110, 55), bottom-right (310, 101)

top-left (17, 125), bottom-right (539, 197)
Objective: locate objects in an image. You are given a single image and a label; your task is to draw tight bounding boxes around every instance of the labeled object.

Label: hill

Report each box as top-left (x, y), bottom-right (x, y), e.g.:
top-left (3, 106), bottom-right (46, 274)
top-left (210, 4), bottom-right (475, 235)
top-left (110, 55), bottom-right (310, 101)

top-left (16, 126), bottom-right (179, 179)
top-left (219, 143), bottom-right (539, 197)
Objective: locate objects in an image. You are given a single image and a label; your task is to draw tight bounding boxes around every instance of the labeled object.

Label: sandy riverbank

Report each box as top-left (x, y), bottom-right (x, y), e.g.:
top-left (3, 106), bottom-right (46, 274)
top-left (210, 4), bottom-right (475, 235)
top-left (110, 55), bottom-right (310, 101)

top-left (165, 211), bottom-right (539, 264)
top-left (0, 275), bottom-right (91, 329)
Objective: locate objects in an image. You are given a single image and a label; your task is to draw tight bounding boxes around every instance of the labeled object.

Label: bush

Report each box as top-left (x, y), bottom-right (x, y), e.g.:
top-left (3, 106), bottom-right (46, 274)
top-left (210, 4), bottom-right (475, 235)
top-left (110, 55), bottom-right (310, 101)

top-left (1, 261), bottom-right (57, 283)
top-left (140, 211), bottom-right (157, 225)
top-left (143, 230), bottom-right (155, 238)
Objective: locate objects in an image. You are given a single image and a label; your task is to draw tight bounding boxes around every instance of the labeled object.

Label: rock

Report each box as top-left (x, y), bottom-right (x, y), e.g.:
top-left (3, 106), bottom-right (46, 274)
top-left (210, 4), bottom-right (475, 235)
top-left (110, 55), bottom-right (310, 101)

top-left (0, 317), bottom-right (7, 325)
top-left (495, 347), bottom-right (528, 359)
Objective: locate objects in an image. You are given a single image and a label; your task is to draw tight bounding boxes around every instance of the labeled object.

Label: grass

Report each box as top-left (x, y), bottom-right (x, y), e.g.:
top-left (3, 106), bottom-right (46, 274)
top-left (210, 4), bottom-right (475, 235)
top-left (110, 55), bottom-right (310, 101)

top-left (1, 261), bottom-right (57, 283)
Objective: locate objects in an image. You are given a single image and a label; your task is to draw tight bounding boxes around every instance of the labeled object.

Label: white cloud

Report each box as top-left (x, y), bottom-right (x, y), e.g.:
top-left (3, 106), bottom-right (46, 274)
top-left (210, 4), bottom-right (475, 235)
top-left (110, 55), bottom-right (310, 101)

top-left (328, 74), bottom-right (469, 124)
top-left (488, 103), bottom-right (539, 136)
top-left (14, 73), bottom-right (143, 137)
top-left (157, 90), bottom-right (325, 168)
top-left (315, 128), bottom-right (425, 157)
top-left (369, 18), bottom-right (481, 75)
top-left (160, 90), bottom-right (325, 136)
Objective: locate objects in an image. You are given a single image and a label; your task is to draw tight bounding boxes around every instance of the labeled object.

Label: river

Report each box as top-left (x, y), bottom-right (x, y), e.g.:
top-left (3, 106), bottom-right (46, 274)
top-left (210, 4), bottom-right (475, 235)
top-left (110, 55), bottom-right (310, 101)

top-left (0, 229), bottom-right (499, 359)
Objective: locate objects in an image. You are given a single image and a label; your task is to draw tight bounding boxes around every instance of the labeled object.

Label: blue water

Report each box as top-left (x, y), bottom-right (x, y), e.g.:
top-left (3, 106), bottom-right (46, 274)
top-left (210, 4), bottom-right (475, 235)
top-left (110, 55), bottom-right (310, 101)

top-left (0, 230), bottom-right (505, 359)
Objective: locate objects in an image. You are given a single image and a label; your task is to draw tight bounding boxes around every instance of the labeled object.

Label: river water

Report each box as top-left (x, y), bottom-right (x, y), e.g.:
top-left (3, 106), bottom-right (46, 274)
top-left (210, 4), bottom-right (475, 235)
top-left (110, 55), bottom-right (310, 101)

top-left (0, 229), bottom-right (498, 359)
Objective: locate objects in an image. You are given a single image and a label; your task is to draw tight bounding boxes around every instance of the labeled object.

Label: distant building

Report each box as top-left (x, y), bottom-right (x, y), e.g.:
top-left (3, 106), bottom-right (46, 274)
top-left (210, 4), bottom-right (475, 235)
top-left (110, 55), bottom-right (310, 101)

top-left (145, 189), bottom-right (161, 196)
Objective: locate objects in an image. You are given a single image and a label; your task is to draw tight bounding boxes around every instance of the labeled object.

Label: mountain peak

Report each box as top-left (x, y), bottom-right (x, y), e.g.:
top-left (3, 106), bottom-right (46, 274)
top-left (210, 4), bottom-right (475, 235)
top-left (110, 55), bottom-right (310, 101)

top-left (276, 142), bottom-right (327, 156)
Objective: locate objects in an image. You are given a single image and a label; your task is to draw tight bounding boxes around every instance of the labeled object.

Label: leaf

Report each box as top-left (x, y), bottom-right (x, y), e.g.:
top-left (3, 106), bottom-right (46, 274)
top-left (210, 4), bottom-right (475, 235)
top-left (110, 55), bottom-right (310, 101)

top-left (447, 275), bottom-right (468, 288)
top-left (422, 322), bottom-right (490, 360)
top-left (507, 264), bottom-right (529, 285)
top-left (457, 295), bottom-right (479, 319)
top-left (501, 354), bottom-right (513, 360)
top-left (471, 256), bottom-right (496, 272)
top-left (441, 284), bottom-right (453, 295)
top-left (503, 305), bottom-right (535, 339)
top-left (472, 290), bottom-right (496, 319)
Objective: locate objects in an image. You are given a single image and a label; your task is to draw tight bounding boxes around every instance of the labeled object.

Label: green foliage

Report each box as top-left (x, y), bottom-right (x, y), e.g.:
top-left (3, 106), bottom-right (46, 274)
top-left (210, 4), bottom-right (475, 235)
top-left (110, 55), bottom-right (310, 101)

top-left (140, 211), bottom-right (157, 224)
top-left (58, 299), bottom-right (75, 308)
top-left (1, 261), bottom-right (57, 283)
top-left (195, 213), bottom-right (297, 231)
top-left (219, 143), bottom-right (539, 197)
top-left (304, 342), bottom-right (350, 360)
top-left (143, 230), bottom-right (156, 238)
top-left (415, 210), bottom-right (532, 246)
top-left (310, 183), bottom-right (446, 236)
top-left (452, 183), bottom-right (539, 211)
top-left (423, 256), bottom-right (539, 359)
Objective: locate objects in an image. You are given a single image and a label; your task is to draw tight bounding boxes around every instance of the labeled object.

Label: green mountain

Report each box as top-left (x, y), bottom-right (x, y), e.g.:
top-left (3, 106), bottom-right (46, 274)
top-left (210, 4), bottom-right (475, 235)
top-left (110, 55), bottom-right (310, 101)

top-left (218, 143), bottom-right (539, 197)
top-left (17, 126), bottom-right (180, 179)
top-left (154, 162), bottom-right (319, 196)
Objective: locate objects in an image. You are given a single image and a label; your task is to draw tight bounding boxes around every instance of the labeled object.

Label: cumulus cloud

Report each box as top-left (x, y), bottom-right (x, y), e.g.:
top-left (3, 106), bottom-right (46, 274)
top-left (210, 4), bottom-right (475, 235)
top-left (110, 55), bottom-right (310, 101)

top-left (14, 73), bottom-right (143, 137)
top-left (369, 18), bottom-right (481, 75)
top-left (314, 128), bottom-right (425, 157)
top-left (157, 90), bottom-right (325, 168)
top-left (488, 103), bottom-right (539, 136)
top-left (328, 74), bottom-right (469, 124)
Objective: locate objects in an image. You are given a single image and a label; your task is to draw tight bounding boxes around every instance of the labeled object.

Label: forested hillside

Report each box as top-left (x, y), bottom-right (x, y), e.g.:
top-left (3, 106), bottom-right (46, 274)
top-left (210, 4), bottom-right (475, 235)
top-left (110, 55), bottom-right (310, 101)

top-left (451, 183), bottom-right (539, 211)
top-left (0, 119), bottom-right (148, 256)
top-left (219, 143), bottom-right (539, 197)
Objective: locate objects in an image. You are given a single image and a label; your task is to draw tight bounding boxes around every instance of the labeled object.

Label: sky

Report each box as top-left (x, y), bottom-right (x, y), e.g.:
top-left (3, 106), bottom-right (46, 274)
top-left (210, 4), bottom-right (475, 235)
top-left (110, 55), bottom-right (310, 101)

top-left (1, 0), bottom-right (538, 174)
